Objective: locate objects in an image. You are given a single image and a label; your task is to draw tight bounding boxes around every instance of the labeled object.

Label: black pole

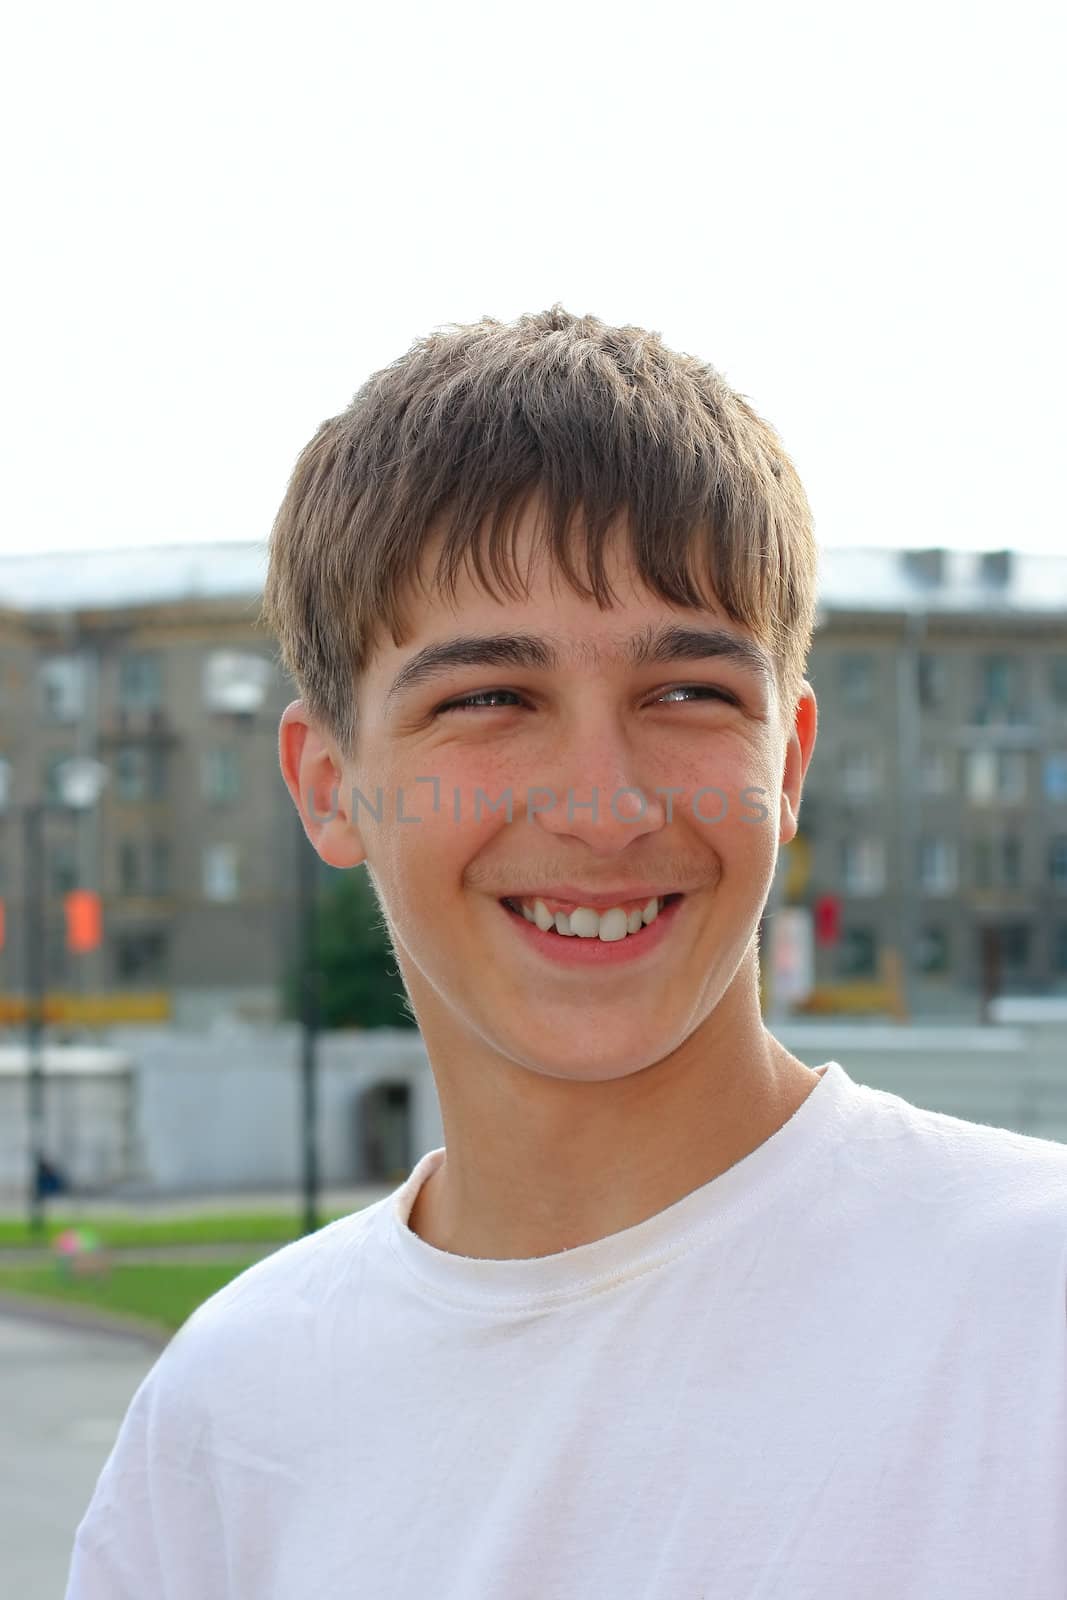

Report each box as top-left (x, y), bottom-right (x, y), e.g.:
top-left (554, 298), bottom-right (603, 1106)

top-left (980, 925), bottom-right (1001, 1026)
top-left (298, 832), bottom-right (320, 1236)
top-left (24, 803), bottom-right (47, 1240)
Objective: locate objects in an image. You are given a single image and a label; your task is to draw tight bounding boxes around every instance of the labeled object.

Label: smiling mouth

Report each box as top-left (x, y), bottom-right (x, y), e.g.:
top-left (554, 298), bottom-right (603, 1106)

top-left (499, 892), bottom-right (685, 942)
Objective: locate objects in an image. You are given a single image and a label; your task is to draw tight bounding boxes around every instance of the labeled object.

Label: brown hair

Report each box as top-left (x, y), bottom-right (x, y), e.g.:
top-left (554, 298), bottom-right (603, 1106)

top-left (262, 305), bottom-right (818, 755)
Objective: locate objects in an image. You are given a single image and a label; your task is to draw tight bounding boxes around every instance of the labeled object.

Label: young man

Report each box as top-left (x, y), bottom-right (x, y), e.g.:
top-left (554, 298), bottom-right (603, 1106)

top-left (67, 309), bottom-right (1067, 1596)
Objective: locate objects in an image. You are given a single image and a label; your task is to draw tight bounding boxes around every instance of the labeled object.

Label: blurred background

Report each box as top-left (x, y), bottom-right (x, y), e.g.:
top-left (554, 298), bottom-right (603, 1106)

top-left (0, 0), bottom-right (1065, 1591)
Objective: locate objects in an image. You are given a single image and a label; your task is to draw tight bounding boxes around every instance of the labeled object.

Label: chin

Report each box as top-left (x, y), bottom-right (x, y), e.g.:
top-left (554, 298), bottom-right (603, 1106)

top-left (505, 1024), bottom-right (683, 1084)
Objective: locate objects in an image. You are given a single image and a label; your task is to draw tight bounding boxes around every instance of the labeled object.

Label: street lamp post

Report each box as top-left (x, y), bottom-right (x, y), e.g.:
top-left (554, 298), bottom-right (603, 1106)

top-left (208, 654), bottom-right (322, 1236)
top-left (22, 757), bottom-right (109, 1239)
top-left (895, 609), bottom-right (926, 1024)
top-left (24, 803), bottom-right (47, 1239)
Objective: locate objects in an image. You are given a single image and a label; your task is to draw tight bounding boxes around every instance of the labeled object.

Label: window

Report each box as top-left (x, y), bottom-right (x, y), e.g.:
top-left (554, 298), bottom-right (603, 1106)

top-left (973, 835), bottom-right (1025, 889)
top-left (1044, 755), bottom-right (1067, 803)
top-left (116, 833), bottom-right (167, 895)
top-left (918, 837), bottom-right (957, 894)
top-left (838, 653), bottom-right (876, 711)
top-left (920, 746), bottom-right (954, 796)
top-left (1050, 837), bottom-right (1067, 890)
top-left (979, 655), bottom-right (1021, 708)
top-left (116, 746), bottom-right (146, 802)
top-left (114, 744), bottom-right (166, 802)
top-left (841, 838), bottom-right (885, 895)
top-left (916, 925), bottom-right (950, 976)
top-left (965, 748), bottom-right (1027, 805)
top-left (114, 929), bottom-right (168, 983)
top-left (148, 747), bottom-right (166, 798)
top-left (838, 746), bottom-right (880, 800)
top-left (39, 656), bottom-right (85, 722)
top-left (837, 927), bottom-right (877, 978)
top-left (1002, 835), bottom-right (1022, 888)
top-left (203, 651), bottom-right (272, 714)
top-left (147, 836), bottom-right (170, 896)
top-left (974, 654), bottom-right (1026, 723)
top-left (202, 746), bottom-right (240, 804)
top-left (1054, 924), bottom-right (1067, 974)
top-left (917, 653), bottom-right (947, 710)
top-left (43, 753), bottom-right (71, 804)
top-left (203, 843), bottom-right (239, 901)
top-left (966, 748), bottom-right (995, 804)
top-left (48, 840), bottom-right (79, 895)
top-left (118, 652), bottom-right (163, 712)
top-left (118, 838), bottom-right (140, 896)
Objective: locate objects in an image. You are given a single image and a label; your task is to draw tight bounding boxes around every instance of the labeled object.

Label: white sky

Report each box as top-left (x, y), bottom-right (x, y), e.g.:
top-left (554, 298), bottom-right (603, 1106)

top-left (1, 0), bottom-right (1064, 560)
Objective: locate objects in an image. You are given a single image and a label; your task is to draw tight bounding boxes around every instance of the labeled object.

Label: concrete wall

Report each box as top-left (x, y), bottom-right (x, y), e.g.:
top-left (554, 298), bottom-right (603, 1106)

top-left (117, 1025), bottom-right (441, 1194)
top-left (0, 1028), bottom-right (441, 1198)
top-left (2, 1018), bottom-right (1065, 1199)
top-left (779, 1016), bottom-right (1067, 1141)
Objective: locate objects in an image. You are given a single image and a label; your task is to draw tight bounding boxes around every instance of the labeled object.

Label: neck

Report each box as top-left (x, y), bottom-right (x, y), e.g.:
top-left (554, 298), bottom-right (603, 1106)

top-left (406, 964), bottom-right (821, 1261)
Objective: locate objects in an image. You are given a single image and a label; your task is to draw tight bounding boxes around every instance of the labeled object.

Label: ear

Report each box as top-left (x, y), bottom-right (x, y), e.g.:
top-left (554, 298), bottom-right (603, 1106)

top-left (278, 700), bottom-right (367, 869)
top-left (779, 681), bottom-right (817, 847)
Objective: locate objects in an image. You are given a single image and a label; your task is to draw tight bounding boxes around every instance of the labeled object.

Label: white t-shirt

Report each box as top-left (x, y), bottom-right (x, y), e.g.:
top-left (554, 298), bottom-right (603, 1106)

top-left (65, 1060), bottom-right (1067, 1598)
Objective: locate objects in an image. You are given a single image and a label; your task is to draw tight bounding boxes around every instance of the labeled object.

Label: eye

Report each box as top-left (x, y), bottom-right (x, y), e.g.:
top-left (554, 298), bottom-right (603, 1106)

top-left (434, 685), bottom-right (740, 714)
top-left (435, 689), bottom-right (525, 713)
top-left (656, 685), bottom-right (738, 706)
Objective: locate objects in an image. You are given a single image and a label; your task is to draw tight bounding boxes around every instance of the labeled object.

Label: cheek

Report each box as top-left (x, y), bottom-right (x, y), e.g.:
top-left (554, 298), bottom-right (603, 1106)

top-left (669, 747), bottom-right (779, 884)
top-left (369, 808), bottom-right (502, 939)
top-left (669, 743), bottom-right (777, 821)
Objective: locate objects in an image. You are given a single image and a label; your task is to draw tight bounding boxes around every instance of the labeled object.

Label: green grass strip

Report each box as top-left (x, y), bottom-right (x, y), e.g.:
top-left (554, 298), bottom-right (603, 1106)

top-left (0, 1211), bottom-right (353, 1250)
top-left (0, 1260), bottom-right (259, 1334)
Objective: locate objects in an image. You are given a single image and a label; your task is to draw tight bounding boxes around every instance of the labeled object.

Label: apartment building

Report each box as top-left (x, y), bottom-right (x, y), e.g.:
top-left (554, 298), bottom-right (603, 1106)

top-left (0, 544), bottom-right (303, 1025)
top-left (798, 545), bottom-right (1067, 1010)
top-left (0, 540), bottom-right (1065, 1024)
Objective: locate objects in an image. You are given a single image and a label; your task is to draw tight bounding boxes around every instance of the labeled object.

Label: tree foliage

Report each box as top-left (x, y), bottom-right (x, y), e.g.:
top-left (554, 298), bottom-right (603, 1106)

top-left (283, 867), bottom-right (417, 1030)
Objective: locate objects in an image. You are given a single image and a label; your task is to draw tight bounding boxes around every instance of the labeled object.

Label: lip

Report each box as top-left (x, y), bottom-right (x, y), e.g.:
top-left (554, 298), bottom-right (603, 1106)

top-left (498, 892), bottom-right (684, 967)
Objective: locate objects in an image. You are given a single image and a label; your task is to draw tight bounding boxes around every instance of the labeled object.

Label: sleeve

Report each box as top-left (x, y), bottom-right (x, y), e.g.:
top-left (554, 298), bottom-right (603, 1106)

top-left (64, 1329), bottom-right (227, 1599)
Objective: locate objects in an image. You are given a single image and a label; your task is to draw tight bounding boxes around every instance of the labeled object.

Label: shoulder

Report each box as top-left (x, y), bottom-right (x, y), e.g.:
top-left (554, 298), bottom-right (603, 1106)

top-left (841, 1075), bottom-right (1067, 1253)
top-left (67, 1200), bottom-right (393, 1589)
top-left (153, 1196), bottom-right (390, 1404)
top-left (850, 1076), bottom-right (1067, 1182)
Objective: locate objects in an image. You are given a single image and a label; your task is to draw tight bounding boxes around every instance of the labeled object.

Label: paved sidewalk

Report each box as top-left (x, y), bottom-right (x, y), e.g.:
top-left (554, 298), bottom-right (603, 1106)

top-left (0, 1179), bottom-right (406, 1594)
top-left (0, 1240), bottom-right (286, 1267)
top-left (0, 1307), bottom-right (161, 1598)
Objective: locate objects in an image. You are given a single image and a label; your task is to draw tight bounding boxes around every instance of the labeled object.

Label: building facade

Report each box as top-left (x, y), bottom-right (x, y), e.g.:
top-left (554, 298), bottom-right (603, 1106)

top-left (0, 545), bottom-right (304, 1026)
top-left (797, 545), bottom-right (1067, 1013)
top-left (1, 540), bottom-right (1065, 1025)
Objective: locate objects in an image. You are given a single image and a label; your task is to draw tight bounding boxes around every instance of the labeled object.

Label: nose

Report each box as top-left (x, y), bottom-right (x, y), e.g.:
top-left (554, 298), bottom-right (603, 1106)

top-left (526, 726), bottom-right (668, 852)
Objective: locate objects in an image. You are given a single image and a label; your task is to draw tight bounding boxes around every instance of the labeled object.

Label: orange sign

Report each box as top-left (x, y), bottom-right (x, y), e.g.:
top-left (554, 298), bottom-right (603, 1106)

top-left (0, 991), bottom-right (170, 1024)
top-left (64, 890), bottom-right (102, 952)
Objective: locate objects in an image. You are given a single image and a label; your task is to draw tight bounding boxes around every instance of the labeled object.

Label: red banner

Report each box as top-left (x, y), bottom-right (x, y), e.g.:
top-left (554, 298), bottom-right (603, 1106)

top-left (814, 893), bottom-right (841, 947)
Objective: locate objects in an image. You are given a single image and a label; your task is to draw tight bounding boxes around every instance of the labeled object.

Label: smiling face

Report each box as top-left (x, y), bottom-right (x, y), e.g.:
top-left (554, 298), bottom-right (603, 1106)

top-left (281, 509), bottom-right (817, 1086)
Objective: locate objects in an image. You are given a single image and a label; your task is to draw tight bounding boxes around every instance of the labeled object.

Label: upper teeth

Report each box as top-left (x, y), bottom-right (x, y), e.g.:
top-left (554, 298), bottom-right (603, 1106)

top-left (519, 897), bottom-right (663, 941)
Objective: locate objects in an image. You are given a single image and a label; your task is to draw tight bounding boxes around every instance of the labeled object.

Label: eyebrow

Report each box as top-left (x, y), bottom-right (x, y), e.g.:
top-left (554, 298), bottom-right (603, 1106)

top-left (383, 623), bottom-right (774, 707)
